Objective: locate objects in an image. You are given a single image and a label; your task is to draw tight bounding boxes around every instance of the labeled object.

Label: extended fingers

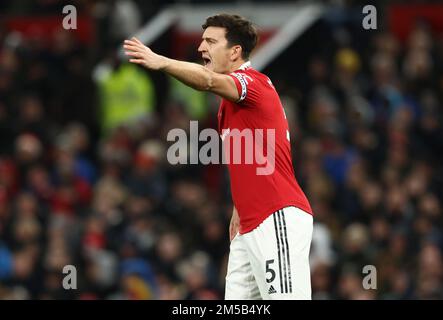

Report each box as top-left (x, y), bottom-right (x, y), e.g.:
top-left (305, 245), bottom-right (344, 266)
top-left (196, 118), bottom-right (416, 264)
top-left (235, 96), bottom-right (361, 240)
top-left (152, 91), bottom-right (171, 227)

top-left (129, 58), bottom-right (144, 64)
top-left (132, 37), bottom-right (143, 45)
top-left (123, 43), bottom-right (142, 51)
top-left (123, 44), bottom-right (144, 58)
top-left (125, 51), bottom-right (141, 57)
top-left (124, 39), bottom-right (144, 50)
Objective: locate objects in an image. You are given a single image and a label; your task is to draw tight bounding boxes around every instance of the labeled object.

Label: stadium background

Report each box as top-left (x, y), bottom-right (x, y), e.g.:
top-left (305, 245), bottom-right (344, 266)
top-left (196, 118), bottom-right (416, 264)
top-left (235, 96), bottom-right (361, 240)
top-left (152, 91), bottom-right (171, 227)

top-left (0, 0), bottom-right (442, 299)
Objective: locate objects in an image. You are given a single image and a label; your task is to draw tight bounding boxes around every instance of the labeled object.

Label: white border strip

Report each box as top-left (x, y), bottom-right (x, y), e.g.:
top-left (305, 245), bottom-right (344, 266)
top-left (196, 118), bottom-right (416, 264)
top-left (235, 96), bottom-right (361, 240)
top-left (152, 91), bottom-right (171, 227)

top-left (251, 3), bottom-right (326, 71)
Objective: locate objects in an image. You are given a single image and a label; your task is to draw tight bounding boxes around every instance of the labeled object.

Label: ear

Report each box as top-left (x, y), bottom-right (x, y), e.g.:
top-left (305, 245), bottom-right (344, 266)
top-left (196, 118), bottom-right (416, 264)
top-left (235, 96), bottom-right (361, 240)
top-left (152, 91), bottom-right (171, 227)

top-left (231, 45), bottom-right (242, 61)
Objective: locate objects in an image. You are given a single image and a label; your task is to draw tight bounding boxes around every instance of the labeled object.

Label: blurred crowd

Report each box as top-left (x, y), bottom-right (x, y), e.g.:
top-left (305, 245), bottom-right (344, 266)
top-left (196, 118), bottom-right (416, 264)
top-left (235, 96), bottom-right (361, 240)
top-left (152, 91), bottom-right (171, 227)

top-left (1, 0), bottom-right (443, 299)
top-left (297, 20), bottom-right (443, 299)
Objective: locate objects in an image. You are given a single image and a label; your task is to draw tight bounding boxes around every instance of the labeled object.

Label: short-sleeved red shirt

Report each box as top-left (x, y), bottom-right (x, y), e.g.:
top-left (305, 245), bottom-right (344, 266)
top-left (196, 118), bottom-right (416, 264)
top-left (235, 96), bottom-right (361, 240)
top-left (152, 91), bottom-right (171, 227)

top-left (218, 61), bottom-right (313, 234)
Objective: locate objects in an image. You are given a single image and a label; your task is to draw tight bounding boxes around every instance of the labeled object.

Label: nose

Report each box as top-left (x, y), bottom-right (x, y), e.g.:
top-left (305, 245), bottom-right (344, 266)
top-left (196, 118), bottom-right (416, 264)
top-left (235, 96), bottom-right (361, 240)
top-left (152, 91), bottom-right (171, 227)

top-left (198, 41), bottom-right (206, 53)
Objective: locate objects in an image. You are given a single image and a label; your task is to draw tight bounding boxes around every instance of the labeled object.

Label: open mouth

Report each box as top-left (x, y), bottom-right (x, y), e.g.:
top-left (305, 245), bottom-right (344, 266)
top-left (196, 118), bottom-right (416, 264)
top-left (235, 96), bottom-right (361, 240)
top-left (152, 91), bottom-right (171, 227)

top-left (202, 57), bottom-right (211, 67)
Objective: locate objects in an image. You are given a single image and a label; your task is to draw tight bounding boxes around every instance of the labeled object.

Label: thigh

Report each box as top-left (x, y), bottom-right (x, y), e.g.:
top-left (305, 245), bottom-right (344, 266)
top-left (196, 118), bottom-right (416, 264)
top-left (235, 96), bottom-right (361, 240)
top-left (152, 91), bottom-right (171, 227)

top-left (225, 234), bottom-right (262, 300)
top-left (243, 207), bottom-right (313, 300)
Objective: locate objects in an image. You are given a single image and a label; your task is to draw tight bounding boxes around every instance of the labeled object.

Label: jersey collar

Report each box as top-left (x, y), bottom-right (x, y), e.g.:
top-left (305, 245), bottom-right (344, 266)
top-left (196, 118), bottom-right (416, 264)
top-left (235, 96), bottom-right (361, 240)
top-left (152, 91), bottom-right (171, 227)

top-left (238, 61), bottom-right (251, 71)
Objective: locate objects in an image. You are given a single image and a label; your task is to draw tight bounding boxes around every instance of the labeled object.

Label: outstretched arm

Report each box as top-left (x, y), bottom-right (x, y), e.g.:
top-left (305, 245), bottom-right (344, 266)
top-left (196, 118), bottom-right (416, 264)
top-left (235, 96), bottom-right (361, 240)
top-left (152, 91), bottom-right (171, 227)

top-left (124, 37), bottom-right (239, 102)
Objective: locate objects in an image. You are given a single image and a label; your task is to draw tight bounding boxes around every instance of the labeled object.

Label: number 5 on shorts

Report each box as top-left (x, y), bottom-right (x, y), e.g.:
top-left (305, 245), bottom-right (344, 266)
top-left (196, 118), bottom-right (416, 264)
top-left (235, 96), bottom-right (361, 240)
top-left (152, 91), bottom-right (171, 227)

top-left (266, 259), bottom-right (276, 283)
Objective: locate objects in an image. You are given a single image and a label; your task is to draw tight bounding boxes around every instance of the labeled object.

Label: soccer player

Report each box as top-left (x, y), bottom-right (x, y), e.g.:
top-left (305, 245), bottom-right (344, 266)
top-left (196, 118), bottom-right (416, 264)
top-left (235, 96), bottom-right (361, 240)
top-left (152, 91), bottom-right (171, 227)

top-left (124, 13), bottom-right (313, 300)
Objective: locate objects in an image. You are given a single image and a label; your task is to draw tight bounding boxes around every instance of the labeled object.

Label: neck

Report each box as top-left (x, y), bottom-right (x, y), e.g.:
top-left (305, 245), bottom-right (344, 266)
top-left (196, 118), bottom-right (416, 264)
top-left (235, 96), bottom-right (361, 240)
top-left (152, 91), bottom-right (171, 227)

top-left (228, 59), bottom-right (248, 73)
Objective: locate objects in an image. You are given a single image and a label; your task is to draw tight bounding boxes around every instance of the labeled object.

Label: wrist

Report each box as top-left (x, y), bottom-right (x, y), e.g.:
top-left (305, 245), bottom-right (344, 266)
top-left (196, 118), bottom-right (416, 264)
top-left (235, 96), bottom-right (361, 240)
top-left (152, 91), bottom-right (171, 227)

top-left (158, 56), bottom-right (170, 71)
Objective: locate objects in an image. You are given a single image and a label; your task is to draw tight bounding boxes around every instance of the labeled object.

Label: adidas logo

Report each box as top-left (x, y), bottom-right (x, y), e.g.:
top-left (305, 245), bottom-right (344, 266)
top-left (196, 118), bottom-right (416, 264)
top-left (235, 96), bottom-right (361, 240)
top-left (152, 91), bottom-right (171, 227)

top-left (268, 285), bottom-right (277, 294)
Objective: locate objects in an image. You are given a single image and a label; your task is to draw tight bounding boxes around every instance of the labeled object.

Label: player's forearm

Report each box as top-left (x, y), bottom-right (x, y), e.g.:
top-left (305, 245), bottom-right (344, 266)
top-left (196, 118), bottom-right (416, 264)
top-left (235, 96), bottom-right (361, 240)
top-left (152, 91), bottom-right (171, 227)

top-left (124, 38), bottom-right (216, 92)
top-left (160, 58), bottom-right (214, 91)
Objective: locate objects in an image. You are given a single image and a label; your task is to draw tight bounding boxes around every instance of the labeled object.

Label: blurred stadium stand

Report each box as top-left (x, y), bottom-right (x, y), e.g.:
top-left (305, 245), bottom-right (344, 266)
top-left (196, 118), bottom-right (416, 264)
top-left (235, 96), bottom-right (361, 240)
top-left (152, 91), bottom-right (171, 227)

top-left (0, 0), bottom-right (443, 299)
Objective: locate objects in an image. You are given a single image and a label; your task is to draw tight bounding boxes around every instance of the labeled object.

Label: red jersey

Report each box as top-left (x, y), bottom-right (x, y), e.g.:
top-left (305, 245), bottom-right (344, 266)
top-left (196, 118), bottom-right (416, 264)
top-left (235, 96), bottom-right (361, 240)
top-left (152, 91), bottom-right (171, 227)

top-left (218, 61), bottom-right (313, 234)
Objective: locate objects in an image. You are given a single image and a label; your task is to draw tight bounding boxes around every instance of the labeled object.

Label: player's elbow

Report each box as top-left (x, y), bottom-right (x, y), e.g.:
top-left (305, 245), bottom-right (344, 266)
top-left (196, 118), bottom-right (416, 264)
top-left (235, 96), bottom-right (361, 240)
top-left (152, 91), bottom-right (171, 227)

top-left (201, 69), bottom-right (215, 92)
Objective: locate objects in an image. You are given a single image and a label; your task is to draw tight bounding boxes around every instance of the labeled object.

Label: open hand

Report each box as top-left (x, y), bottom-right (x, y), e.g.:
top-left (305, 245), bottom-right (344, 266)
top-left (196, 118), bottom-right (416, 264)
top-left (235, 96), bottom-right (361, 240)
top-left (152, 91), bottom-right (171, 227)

top-left (124, 37), bottom-right (167, 70)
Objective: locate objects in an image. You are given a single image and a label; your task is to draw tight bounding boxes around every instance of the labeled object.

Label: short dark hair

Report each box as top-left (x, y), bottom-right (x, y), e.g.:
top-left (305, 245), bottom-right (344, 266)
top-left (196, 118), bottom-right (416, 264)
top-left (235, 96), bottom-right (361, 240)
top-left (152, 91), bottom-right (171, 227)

top-left (202, 14), bottom-right (258, 60)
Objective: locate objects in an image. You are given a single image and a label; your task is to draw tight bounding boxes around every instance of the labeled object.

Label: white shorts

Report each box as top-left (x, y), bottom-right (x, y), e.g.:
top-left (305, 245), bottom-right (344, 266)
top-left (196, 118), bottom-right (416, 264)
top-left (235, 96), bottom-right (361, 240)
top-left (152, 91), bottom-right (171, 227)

top-left (225, 206), bottom-right (313, 300)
